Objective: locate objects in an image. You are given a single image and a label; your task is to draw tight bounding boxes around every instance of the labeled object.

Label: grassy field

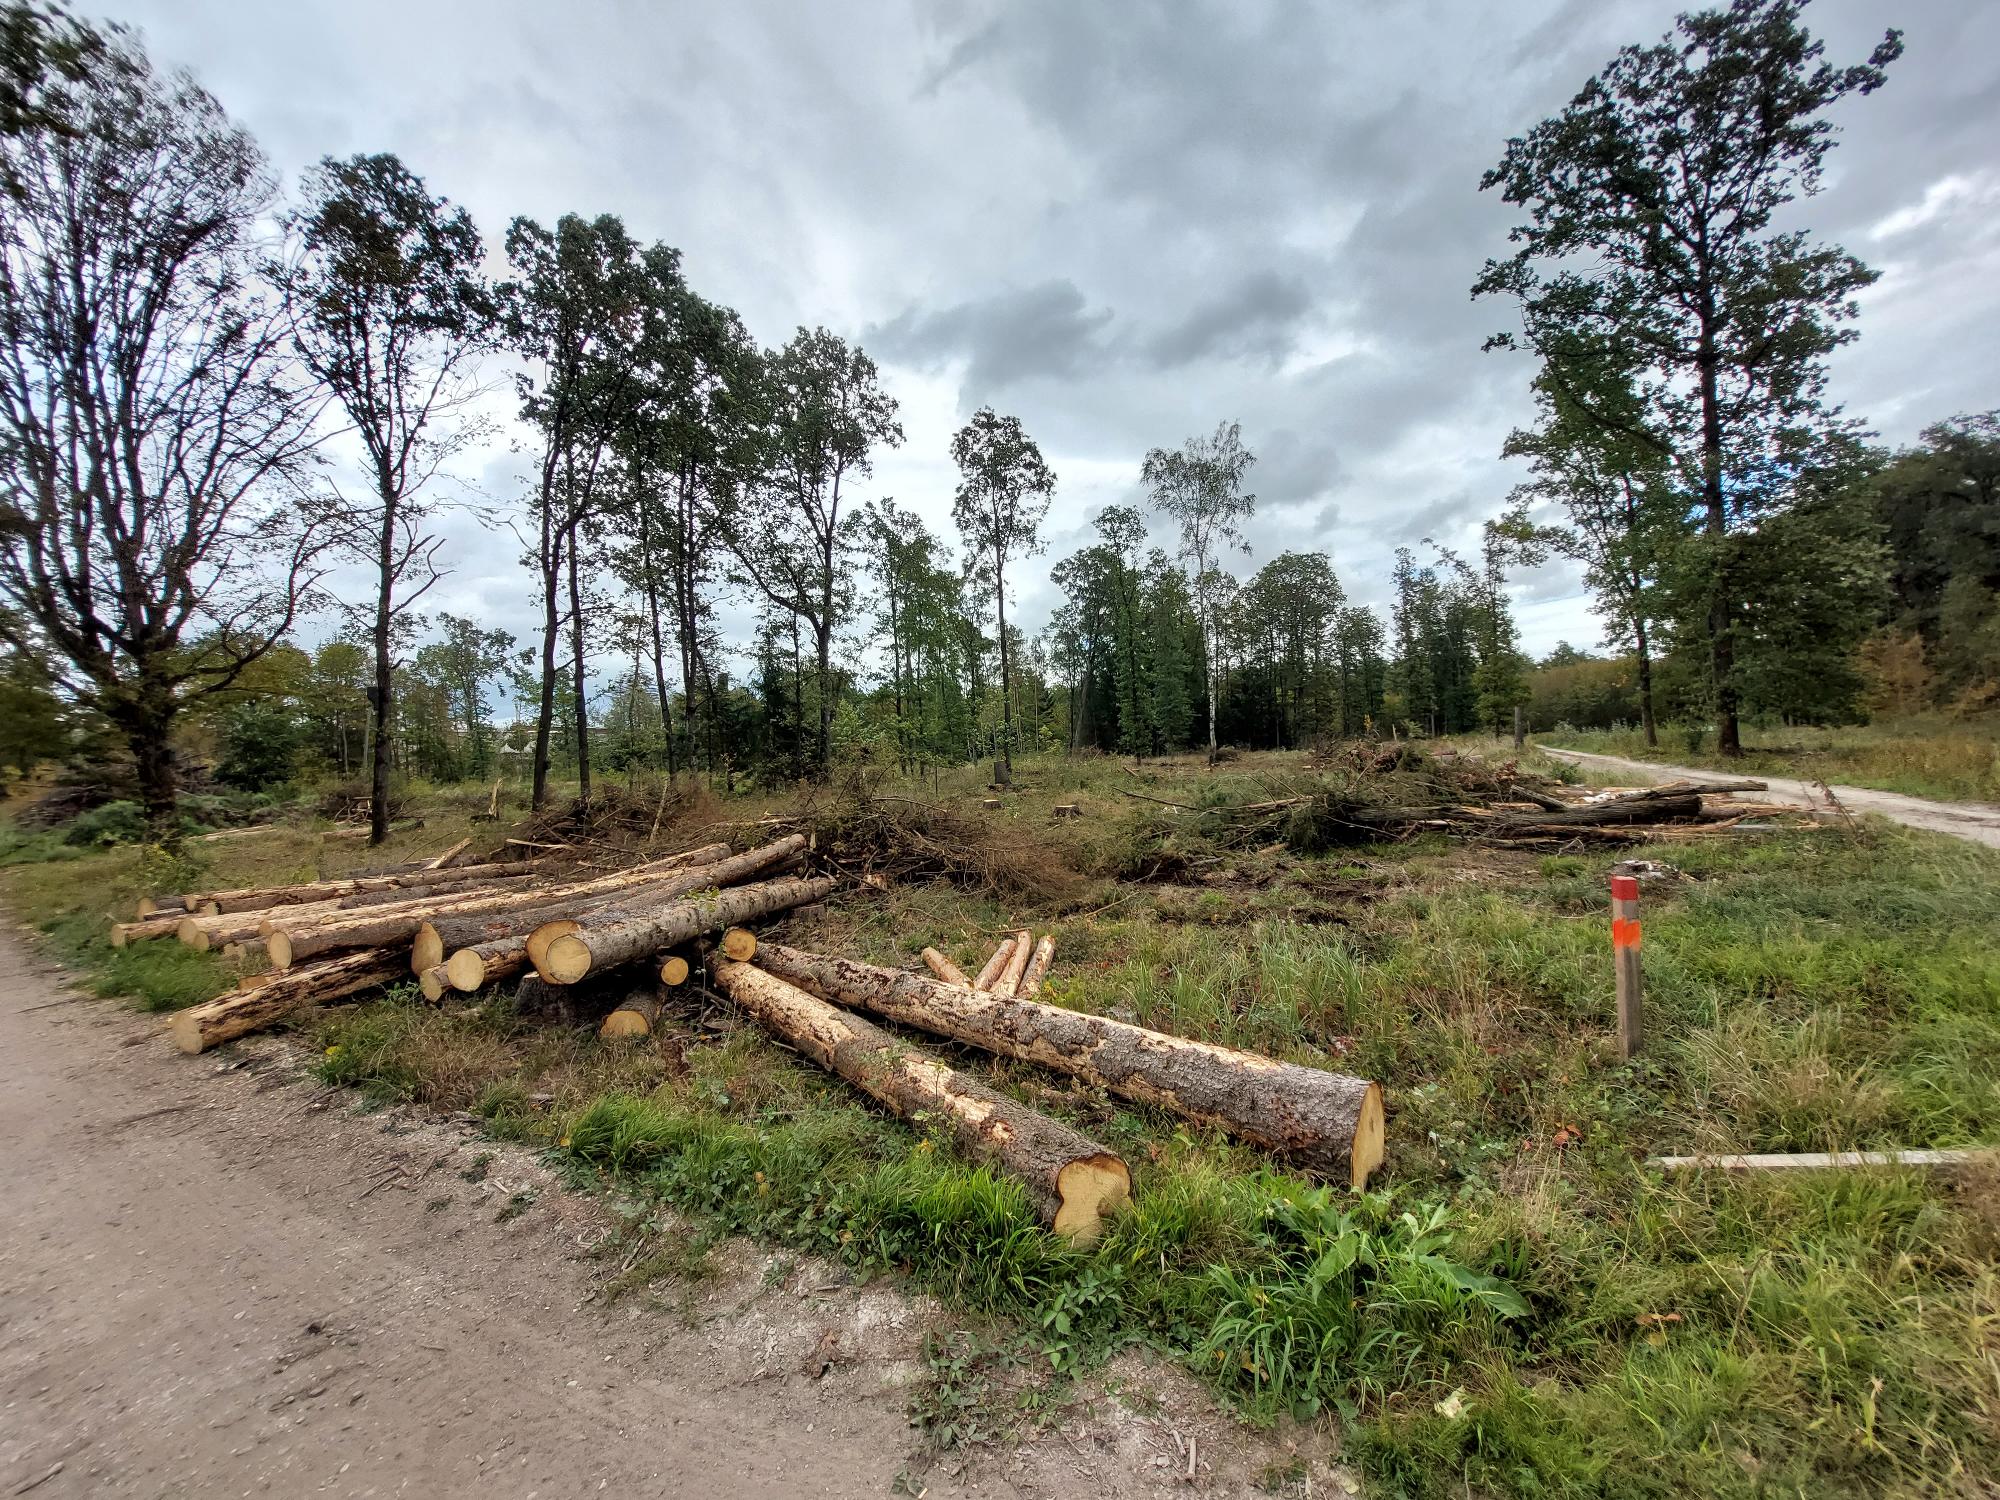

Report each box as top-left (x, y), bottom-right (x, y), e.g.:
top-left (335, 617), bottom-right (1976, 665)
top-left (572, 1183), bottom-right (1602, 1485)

top-left (1542, 717), bottom-right (2000, 803)
top-left (6, 751), bottom-right (1999, 1498)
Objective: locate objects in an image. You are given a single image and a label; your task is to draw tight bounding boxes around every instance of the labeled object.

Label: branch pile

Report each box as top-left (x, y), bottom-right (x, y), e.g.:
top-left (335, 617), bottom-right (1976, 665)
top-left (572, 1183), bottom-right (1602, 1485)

top-left (1123, 749), bottom-right (1791, 855)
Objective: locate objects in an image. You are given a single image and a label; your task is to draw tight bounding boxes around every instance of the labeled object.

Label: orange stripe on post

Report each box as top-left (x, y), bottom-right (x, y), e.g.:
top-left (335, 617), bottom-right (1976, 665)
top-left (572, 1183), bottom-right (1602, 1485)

top-left (1612, 916), bottom-right (1642, 948)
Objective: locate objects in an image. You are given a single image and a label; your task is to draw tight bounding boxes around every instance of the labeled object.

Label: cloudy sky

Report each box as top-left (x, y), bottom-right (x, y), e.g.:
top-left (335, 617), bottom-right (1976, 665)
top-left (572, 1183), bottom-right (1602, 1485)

top-left (101, 0), bottom-right (2000, 684)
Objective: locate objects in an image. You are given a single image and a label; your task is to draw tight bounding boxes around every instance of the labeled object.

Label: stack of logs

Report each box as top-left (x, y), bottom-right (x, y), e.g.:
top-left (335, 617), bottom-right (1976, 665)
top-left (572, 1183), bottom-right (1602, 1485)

top-left (124, 835), bottom-right (1387, 1250)
top-left (115, 834), bottom-right (832, 1057)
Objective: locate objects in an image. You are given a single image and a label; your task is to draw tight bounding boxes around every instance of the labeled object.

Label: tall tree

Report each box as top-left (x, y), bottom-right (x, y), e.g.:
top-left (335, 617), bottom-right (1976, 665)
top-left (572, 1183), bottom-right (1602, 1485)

top-left (414, 613), bottom-right (514, 779)
top-left (502, 213), bottom-right (649, 807)
top-left (951, 408), bottom-right (1054, 781)
top-left (1142, 421), bottom-right (1256, 761)
top-left (0, 30), bottom-right (327, 833)
top-left (721, 327), bottom-right (902, 777)
top-left (1475, 0), bottom-right (1901, 754)
top-left (1503, 367), bottom-right (1673, 744)
top-left (286, 152), bottom-right (494, 843)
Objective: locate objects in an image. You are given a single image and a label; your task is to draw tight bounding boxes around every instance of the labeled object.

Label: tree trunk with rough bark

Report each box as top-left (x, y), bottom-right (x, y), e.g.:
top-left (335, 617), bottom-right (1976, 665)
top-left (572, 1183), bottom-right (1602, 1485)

top-left (169, 951), bottom-right (408, 1055)
top-left (538, 875), bottom-right (837, 984)
top-left (751, 944), bottom-right (1385, 1188)
top-left (707, 954), bottom-right (1128, 1241)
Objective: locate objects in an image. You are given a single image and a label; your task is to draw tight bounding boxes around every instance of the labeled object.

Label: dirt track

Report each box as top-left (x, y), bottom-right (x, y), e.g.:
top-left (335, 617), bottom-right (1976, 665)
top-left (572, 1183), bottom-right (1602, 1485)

top-left (1539, 746), bottom-right (2000, 850)
top-left (0, 929), bottom-right (1328, 1499)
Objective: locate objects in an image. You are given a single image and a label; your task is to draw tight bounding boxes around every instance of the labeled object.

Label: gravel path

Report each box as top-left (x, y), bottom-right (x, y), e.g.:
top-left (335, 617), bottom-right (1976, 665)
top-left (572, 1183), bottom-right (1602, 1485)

top-left (1540, 746), bottom-right (2000, 850)
top-left (0, 929), bottom-right (1321, 1499)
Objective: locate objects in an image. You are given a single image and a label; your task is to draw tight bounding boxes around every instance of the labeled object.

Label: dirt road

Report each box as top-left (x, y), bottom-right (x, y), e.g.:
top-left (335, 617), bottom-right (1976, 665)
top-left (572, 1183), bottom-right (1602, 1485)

top-left (0, 930), bottom-right (1323, 1499)
top-left (1540, 746), bottom-right (2000, 850)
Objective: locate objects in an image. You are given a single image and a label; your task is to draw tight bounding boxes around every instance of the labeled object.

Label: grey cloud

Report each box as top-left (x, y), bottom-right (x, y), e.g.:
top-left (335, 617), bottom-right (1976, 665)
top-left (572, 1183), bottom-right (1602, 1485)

top-left (868, 279), bottom-right (1114, 393)
top-left (1143, 269), bottom-right (1314, 369)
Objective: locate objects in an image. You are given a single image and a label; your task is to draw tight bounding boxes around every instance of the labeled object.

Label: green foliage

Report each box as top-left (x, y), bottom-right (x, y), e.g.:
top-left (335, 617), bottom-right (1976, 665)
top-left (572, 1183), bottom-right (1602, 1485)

top-left (215, 699), bottom-right (302, 791)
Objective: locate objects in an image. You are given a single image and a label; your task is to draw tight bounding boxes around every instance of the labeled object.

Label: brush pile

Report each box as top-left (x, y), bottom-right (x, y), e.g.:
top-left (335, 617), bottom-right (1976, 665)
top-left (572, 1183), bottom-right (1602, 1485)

top-left (1126, 748), bottom-right (1799, 855)
top-left (118, 833), bottom-right (832, 1056)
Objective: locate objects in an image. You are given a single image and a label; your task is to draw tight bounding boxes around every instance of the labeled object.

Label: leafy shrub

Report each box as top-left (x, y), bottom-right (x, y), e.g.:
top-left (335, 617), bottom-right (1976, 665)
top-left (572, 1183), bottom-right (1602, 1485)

top-left (62, 799), bottom-right (148, 847)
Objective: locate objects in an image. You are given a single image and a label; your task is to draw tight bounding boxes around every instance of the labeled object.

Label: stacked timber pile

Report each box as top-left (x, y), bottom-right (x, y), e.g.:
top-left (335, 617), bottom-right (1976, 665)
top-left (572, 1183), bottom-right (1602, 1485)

top-left (118, 833), bottom-right (833, 1056)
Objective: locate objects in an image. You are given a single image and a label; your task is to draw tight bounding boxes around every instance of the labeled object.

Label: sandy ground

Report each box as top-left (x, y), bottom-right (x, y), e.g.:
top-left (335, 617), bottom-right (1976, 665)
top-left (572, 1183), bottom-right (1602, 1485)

top-left (0, 929), bottom-right (1347, 1500)
top-left (1540, 747), bottom-right (2000, 850)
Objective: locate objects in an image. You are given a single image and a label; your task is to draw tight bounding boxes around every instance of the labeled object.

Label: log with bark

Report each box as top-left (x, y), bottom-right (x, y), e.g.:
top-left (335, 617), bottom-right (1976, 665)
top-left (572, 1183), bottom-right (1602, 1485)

top-left (706, 954), bottom-right (1129, 1243)
top-left (266, 841), bottom-right (756, 969)
top-left (168, 951), bottom-right (409, 1055)
top-left (183, 859), bottom-right (547, 917)
top-left (536, 875), bottom-right (839, 984)
top-left (971, 939), bottom-right (1015, 993)
top-left (921, 948), bottom-right (971, 987)
top-left (1018, 936), bottom-right (1056, 998)
top-left (991, 929), bottom-right (1033, 997)
top-left (751, 944), bottom-right (1385, 1188)
top-left (600, 990), bottom-right (666, 1039)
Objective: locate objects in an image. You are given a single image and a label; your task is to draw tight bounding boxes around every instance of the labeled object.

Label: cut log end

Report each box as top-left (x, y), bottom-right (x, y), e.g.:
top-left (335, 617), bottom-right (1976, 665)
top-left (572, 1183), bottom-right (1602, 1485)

top-left (136, 896), bottom-right (158, 917)
top-left (1350, 1082), bottom-right (1386, 1191)
top-left (109, 924), bottom-right (129, 949)
top-left (1053, 1155), bottom-right (1131, 1244)
top-left (445, 947), bottom-right (487, 992)
top-left (720, 927), bottom-right (758, 962)
top-left (411, 923), bottom-right (445, 975)
top-left (659, 954), bottom-right (690, 986)
top-left (418, 965), bottom-right (448, 1003)
top-left (266, 931), bottom-right (294, 970)
top-left (167, 1010), bottom-right (206, 1056)
top-left (599, 1008), bottom-right (652, 1039)
top-left (542, 933), bottom-right (592, 985)
top-left (526, 919), bottom-right (582, 976)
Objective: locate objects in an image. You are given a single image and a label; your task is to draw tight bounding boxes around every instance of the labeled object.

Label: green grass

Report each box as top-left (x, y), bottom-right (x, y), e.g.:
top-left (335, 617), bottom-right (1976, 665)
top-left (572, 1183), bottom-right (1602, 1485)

top-left (1544, 717), bottom-right (2000, 802)
top-left (9, 751), bottom-right (2000, 1496)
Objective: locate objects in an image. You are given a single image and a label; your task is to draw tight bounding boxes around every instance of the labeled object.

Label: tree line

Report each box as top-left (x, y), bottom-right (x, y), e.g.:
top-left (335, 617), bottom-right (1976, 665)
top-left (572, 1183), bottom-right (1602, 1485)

top-left (0, 1), bottom-right (1987, 844)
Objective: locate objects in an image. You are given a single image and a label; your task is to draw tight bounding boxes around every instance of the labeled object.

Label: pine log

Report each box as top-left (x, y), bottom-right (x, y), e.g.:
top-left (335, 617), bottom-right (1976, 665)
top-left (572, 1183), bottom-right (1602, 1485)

top-left (921, 948), bottom-right (971, 987)
top-left (168, 951), bottom-right (407, 1055)
top-left (991, 929), bottom-right (1033, 997)
top-left (110, 914), bottom-right (189, 947)
top-left (972, 939), bottom-right (1015, 992)
top-left (185, 859), bottom-right (546, 916)
top-left (1018, 936), bottom-right (1056, 998)
top-left (600, 991), bottom-right (665, 1039)
top-left (267, 841), bottom-right (751, 969)
top-left (135, 894), bottom-right (186, 918)
top-left (752, 943), bottom-right (1386, 1188)
top-left (539, 875), bottom-right (839, 984)
top-left (706, 954), bottom-right (1128, 1243)
top-left (1492, 794), bottom-right (1700, 830)
top-left (417, 962), bottom-right (450, 1003)
top-left (407, 844), bottom-right (732, 972)
top-left (443, 936), bottom-right (530, 993)
top-left (720, 927), bottom-right (757, 961)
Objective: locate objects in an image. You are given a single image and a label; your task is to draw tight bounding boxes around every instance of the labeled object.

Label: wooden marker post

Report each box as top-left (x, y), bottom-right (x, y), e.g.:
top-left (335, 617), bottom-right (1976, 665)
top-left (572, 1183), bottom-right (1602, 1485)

top-left (1512, 706), bottom-right (1525, 751)
top-left (1611, 865), bottom-right (1643, 1058)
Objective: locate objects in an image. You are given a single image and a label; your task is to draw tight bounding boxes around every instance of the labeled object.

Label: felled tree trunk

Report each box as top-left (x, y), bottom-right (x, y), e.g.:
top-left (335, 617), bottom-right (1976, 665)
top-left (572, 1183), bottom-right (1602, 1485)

top-left (168, 951), bottom-right (408, 1055)
top-left (184, 860), bottom-right (546, 916)
top-left (537, 876), bottom-right (838, 984)
top-left (267, 841), bottom-right (761, 968)
top-left (752, 943), bottom-right (1385, 1189)
top-left (706, 954), bottom-right (1129, 1243)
